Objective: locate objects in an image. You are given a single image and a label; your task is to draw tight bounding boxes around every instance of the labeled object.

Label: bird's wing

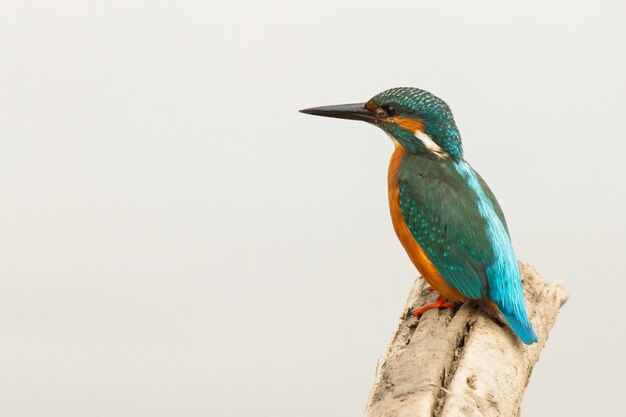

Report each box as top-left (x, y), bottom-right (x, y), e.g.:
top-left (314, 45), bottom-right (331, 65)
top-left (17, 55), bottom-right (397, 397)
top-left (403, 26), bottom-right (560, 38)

top-left (398, 169), bottom-right (493, 300)
top-left (398, 158), bottom-right (537, 344)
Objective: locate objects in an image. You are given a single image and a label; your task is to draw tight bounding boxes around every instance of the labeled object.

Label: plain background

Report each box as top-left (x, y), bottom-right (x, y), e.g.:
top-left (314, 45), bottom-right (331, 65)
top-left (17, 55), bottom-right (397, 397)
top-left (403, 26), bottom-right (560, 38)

top-left (2, 1), bottom-right (625, 416)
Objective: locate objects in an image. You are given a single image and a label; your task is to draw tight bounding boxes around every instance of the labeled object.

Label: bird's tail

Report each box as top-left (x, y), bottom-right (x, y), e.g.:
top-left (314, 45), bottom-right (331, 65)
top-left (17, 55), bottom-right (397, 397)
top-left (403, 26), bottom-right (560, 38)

top-left (494, 303), bottom-right (538, 345)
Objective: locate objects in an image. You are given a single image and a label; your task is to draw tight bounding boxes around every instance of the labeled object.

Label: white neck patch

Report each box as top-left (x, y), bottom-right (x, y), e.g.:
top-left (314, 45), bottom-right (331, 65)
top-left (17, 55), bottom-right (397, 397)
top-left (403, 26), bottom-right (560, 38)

top-left (414, 130), bottom-right (448, 158)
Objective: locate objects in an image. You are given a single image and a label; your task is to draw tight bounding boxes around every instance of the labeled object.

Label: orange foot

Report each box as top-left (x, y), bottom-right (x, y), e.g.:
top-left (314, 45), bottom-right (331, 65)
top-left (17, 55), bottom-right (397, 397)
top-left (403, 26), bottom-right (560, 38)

top-left (412, 296), bottom-right (455, 317)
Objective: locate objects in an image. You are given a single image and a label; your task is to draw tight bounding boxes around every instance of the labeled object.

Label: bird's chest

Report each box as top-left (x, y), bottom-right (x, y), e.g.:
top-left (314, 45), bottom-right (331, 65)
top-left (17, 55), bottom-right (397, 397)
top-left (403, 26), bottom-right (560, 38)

top-left (387, 146), bottom-right (407, 235)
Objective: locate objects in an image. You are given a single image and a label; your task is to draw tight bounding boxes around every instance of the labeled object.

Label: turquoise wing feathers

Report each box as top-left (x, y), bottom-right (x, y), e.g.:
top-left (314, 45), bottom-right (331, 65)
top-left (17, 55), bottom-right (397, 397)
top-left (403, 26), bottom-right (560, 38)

top-left (398, 155), bottom-right (537, 344)
top-left (398, 159), bottom-right (491, 300)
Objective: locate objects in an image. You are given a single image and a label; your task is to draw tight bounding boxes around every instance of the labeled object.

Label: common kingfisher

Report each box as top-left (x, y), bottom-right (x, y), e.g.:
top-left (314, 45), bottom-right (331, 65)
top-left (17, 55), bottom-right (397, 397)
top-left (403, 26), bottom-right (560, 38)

top-left (300, 87), bottom-right (537, 345)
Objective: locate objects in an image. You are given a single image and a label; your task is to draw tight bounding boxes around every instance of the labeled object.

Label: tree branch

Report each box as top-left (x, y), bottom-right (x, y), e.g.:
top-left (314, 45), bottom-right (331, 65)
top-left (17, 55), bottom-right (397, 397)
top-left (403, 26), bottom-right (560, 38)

top-left (364, 262), bottom-right (568, 417)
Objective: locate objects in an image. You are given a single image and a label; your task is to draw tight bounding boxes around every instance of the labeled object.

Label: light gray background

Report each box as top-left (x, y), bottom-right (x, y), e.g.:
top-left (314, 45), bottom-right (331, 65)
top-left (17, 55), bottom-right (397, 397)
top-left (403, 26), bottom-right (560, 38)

top-left (2, 1), bottom-right (625, 416)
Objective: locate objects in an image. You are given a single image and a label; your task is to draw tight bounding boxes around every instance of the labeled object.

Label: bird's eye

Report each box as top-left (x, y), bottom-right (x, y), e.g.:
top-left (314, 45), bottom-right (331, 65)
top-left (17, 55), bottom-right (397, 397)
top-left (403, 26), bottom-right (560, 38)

top-left (384, 106), bottom-right (398, 117)
top-left (376, 105), bottom-right (397, 118)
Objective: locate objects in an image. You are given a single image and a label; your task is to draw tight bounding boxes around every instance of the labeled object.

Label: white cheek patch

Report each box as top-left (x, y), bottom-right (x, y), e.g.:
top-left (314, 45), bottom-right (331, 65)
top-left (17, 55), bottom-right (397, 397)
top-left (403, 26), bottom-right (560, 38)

top-left (414, 130), bottom-right (448, 158)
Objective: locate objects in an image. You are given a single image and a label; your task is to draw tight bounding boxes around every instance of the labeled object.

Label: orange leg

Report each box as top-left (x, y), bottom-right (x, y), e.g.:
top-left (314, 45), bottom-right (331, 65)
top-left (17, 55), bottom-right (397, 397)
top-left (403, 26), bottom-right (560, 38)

top-left (412, 296), bottom-right (455, 317)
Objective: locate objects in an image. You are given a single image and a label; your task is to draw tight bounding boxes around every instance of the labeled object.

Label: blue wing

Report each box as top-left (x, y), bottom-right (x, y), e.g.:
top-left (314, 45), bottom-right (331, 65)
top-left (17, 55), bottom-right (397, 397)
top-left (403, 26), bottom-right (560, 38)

top-left (398, 155), bottom-right (537, 344)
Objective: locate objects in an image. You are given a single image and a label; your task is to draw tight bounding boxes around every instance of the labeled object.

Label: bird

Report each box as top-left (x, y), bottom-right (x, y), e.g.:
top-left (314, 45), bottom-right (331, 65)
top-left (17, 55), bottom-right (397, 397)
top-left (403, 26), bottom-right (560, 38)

top-left (300, 87), bottom-right (537, 345)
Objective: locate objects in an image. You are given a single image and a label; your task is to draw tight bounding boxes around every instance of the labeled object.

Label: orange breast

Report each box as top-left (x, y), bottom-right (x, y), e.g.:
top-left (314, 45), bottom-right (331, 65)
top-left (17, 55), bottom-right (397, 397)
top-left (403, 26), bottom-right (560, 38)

top-left (387, 145), bottom-right (467, 302)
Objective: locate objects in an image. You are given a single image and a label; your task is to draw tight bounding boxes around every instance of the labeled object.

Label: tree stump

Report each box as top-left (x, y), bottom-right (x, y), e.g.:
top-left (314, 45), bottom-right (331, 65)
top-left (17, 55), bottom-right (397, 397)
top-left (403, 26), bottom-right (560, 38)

top-left (364, 262), bottom-right (568, 417)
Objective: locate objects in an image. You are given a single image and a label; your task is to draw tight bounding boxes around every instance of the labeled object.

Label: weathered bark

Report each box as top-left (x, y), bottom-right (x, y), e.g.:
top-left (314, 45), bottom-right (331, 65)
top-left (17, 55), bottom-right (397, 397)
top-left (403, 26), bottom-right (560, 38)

top-left (364, 262), bottom-right (568, 417)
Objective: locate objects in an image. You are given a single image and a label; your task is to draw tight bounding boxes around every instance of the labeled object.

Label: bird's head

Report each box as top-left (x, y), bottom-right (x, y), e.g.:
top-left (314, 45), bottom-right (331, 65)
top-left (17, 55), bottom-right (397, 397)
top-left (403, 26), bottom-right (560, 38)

top-left (300, 87), bottom-right (463, 158)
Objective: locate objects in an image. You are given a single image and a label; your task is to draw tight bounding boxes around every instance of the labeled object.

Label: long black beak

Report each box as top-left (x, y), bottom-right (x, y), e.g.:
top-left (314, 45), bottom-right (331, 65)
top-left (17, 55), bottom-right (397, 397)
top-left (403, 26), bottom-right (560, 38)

top-left (299, 102), bottom-right (376, 123)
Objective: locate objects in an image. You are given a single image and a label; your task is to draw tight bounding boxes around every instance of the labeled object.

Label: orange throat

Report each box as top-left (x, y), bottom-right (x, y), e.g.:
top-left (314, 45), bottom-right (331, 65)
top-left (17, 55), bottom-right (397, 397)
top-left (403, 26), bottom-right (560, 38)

top-left (387, 145), bottom-right (467, 302)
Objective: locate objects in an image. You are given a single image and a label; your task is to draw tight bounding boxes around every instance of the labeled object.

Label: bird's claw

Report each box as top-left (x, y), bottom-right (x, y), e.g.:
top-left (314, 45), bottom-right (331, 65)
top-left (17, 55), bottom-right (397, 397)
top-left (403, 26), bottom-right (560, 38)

top-left (412, 296), bottom-right (455, 317)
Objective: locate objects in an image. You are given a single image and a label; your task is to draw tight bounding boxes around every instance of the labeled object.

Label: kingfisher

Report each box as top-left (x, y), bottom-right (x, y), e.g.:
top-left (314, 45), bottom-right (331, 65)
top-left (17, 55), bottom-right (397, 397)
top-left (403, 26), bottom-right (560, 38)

top-left (300, 87), bottom-right (537, 345)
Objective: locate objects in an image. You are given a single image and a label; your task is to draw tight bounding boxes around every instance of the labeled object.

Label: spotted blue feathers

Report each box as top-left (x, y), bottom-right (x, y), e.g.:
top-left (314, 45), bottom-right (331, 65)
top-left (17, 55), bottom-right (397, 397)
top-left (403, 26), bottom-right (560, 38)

top-left (398, 154), bottom-right (537, 344)
top-left (371, 87), bottom-right (463, 157)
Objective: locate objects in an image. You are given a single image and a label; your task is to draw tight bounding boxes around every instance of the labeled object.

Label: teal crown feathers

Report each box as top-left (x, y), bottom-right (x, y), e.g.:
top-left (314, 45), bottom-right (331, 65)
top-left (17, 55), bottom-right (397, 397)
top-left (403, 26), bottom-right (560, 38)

top-left (370, 87), bottom-right (463, 158)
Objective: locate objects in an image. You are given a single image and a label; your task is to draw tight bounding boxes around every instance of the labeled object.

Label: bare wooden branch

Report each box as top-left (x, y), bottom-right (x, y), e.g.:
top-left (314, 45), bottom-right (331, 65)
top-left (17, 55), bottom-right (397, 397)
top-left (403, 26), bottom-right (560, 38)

top-left (364, 262), bottom-right (568, 417)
